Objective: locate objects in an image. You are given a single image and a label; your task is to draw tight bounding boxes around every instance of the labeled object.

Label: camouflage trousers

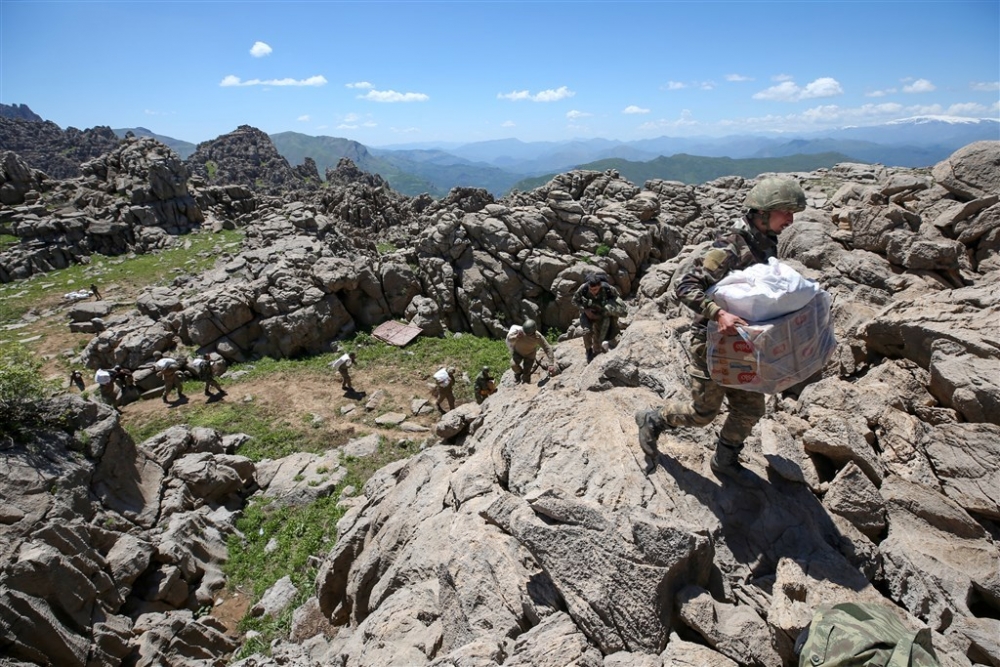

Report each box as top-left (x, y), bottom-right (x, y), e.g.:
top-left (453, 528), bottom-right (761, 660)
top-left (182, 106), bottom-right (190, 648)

top-left (433, 383), bottom-right (455, 411)
top-left (510, 351), bottom-right (537, 383)
top-left (580, 312), bottom-right (612, 354)
top-left (659, 332), bottom-right (765, 445)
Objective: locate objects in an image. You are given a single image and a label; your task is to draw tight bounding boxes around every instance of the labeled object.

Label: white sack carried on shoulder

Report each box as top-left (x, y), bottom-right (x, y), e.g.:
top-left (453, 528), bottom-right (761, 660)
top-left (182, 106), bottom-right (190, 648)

top-left (708, 257), bottom-right (820, 322)
top-left (433, 368), bottom-right (451, 386)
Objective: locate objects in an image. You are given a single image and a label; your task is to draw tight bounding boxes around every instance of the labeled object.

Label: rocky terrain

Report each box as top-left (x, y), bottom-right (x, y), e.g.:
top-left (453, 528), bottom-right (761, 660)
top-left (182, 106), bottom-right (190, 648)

top-left (0, 129), bottom-right (998, 666)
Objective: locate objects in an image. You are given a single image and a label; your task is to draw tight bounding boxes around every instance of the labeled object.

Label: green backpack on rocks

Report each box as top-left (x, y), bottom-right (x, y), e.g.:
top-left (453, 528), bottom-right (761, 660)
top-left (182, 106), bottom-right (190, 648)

top-left (796, 602), bottom-right (940, 667)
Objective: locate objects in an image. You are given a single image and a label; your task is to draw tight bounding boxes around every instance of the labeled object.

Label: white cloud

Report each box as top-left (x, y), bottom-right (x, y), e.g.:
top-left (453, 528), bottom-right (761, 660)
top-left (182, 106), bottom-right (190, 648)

top-left (358, 89), bottom-right (429, 102)
top-left (801, 77), bottom-right (843, 99)
top-left (566, 109), bottom-right (592, 119)
top-left (390, 126), bottom-right (421, 134)
top-left (250, 41), bottom-right (272, 58)
top-left (773, 73), bottom-right (794, 82)
top-left (865, 88), bottom-right (896, 98)
top-left (501, 120), bottom-right (516, 128)
top-left (971, 81), bottom-right (1000, 92)
top-left (637, 109), bottom-right (699, 133)
top-left (753, 77), bottom-right (842, 101)
top-left (297, 115), bottom-right (310, 122)
top-left (753, 81), bottom-right (800, 101)
top-left (346, 81), bottom-right (373, 89)
top-left (726, 74), bottom-right (752, 82)
top-left (497, 86), bottom-right (575, 102)
top-left (220, 75), bottom-right (327, 87)
top-left (343, 112), bottom-right (361, 122)
top-left (664, 81), bottom-right (686, 90)
top-left (622, 105), bottom-right (650, 115)
top-left (698, 81), bottom-right (716, 91)
top-left (902, 78), bottom-right (935, 93)
top-left (947, 102), bottom-right (989, 115)
top-left (337, 120), bottom-right (378, 130)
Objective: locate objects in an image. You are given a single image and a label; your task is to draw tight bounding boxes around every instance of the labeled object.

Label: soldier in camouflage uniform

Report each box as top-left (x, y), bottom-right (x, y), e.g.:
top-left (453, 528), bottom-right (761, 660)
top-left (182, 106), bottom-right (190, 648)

top-left (634, 177), bottom-right (807, 479)
top-left (572, 274), bottom-right (627, 363)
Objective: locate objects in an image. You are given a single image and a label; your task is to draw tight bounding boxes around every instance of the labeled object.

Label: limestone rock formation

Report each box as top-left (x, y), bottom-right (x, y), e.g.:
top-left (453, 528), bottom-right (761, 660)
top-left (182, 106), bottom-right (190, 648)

top-left (1, 140), bottom-right (999, 666)
top-left (185, 124), bottom-right (318, 196)
top-left (0, 116), bottom-right (120, 179)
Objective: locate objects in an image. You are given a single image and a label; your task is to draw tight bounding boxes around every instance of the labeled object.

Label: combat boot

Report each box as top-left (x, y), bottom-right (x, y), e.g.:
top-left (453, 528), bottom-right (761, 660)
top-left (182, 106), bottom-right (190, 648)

top-left (585, 349), bottom-right (594, 364)
top-left (710, 437), bottom-right (746, 480)
top-left (634, 408), bottom-right (666, 458)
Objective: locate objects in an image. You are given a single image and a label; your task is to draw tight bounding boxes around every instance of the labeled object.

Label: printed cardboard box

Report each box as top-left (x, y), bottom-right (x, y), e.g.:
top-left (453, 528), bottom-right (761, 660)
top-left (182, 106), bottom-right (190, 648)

top-left (708, 291), bottom-right (835, 394)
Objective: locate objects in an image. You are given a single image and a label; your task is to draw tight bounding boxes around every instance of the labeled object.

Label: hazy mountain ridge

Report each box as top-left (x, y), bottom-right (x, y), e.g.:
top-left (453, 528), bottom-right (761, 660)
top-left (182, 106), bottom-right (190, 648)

top-left (5, 101), bottom-right (997, 196)
top-left (508, 151), bottom-right (865, 192)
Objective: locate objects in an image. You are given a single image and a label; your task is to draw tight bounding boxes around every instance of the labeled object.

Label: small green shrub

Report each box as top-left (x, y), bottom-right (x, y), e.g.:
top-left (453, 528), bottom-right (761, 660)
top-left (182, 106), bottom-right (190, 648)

top-left (0, 343), bottom-right (52, 442)
top-left (205, 160), bottom-right (218, 180)
top-left (595, 244), bottom-right (611, 257)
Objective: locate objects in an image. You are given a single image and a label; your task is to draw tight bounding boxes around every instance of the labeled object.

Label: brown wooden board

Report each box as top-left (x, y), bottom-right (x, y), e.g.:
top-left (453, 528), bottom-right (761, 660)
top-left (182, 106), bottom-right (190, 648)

top-left (371, 320), bottom-right (423, 347)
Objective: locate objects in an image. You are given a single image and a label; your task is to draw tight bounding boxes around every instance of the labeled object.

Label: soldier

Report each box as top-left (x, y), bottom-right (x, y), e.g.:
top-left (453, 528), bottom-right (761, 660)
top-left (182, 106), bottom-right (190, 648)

top-left (505, 320), bottom-right (555, 384)
top-left (572, 273), bottom-right (627, 362)
top-left (332, 351), bottom-right (357, 391)
top-left (153, 351), bottom-right (186, 403)
top-left (474, 366), bottom-right (496, 404)
top-left (432, 366), bottom-right (457, 412)
top-left (190, 353), bottom-right (225, 397)
top-left (90, 283), bottom-right (103, 300)
top-left (69, 369), bottom-right (85, 391)
top-left (94, 367), bottom-right (117, 406)
top-left (112, 364), bottom-right (134, 392)
top-left (634, 177), bottom-right (807, 479)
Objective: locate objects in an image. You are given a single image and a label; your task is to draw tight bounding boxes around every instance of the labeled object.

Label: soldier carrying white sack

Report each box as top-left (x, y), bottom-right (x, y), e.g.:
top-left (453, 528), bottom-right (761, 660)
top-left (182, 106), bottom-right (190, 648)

top-left (634, 177), bottom-right (807, 479)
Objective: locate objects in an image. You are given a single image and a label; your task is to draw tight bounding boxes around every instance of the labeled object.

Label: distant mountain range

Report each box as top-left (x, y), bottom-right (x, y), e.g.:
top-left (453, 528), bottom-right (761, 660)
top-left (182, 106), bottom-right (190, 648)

top-left (3, 104), bottom-right (996, 197)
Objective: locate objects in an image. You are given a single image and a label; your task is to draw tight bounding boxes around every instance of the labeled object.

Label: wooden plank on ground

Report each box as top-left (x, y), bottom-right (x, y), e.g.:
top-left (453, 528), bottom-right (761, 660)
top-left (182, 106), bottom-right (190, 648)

top-left (372, 320), bottom-right (423, 347)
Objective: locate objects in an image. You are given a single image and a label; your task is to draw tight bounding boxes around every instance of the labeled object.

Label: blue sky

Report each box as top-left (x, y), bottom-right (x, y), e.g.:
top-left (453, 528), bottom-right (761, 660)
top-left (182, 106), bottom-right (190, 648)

top-left (1, 0), bottom-right (998, 147)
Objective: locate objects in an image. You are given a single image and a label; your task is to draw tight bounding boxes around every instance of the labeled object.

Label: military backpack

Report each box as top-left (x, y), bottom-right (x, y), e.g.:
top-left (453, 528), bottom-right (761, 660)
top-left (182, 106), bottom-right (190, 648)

top-left (797, 602), bottom-right (940, 667)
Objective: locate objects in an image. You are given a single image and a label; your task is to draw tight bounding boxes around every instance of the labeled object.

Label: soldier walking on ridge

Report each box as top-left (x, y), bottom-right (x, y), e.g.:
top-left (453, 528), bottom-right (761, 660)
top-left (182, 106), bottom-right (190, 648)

top-left (474, 366), bottom-right (496, 404)
top-left (332, 351), bottom-right (357, 391)
top-left (634, 177), bottom-right (807, 479)
top-left (506, 320), bottom-right (555, 385)
top-left (572, 273), bottom-right (627, 363)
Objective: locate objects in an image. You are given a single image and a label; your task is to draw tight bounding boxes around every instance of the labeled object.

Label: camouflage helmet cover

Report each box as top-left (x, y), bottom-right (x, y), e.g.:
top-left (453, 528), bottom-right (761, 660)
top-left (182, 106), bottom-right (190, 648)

top-left (522, 319), bottom-right (537, 335)
top-left (744, 177), bottom-right (807, 213)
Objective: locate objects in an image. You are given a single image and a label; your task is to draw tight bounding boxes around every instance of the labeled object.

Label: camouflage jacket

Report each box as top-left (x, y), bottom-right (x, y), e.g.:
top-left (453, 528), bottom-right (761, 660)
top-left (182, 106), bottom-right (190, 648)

top-left (572, 281), bottom-right (626, 317)
top-left (675, 217), bottom-right (777, 331)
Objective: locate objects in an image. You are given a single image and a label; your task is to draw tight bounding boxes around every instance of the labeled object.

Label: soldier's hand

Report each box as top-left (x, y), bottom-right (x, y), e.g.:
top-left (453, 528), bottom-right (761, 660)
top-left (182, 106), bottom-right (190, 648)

top-left (715, 309), bottom-right (747, 335)
top-left (548, 365), bottom-right (556, 375)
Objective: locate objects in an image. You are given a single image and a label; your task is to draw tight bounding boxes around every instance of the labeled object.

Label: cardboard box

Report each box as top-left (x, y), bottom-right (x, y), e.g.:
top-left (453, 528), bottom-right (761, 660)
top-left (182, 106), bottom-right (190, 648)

top-left (708, 291), bottom-right (835, 393)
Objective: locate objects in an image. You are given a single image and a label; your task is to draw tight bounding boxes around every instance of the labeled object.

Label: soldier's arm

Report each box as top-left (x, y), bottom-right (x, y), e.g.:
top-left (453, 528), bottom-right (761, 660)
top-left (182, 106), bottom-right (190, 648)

top-left (675, 244), bottom-right (737, 322)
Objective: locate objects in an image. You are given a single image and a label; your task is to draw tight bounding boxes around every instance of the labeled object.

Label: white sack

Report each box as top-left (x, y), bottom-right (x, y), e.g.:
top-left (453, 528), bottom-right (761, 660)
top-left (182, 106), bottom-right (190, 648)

top-left (708, 257), bottom-right (820, 322)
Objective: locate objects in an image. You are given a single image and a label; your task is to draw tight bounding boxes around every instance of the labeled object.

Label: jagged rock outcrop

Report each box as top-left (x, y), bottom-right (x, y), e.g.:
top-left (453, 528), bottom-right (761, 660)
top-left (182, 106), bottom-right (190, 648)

top-left (238, 143), bottom-right (996, 667)
top-left (185, 124), bottom-right (318, 196)
top-left (0, 396), bottom-right (253, 665)
top-left (0, 150), bottom-right (47, 206)
top-left (3, 141), bottom-right (1000, 667)
top-left (0, 116), bottom-right (120, 179)
top-left (0, 135), bottom-right (205, 282)
top-left (0, 102), bottom-right (44, 122)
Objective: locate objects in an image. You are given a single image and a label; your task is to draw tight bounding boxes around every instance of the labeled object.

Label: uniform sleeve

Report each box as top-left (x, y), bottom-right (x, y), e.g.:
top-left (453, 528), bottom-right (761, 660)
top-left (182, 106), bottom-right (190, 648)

top-left (675, 239), bottom-right (741, 321)
top-left (572, 285), bottom-right (588, 309)
top-left (539, 335), bottom-right (554, 362)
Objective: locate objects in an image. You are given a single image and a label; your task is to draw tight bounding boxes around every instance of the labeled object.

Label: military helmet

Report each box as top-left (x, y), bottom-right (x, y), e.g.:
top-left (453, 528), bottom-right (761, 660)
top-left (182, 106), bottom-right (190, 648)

top-left (522, 319), bottom-right (537, 335)
top-left (482, 366), bottom-right (490, 373)
top-left (744, 177), bottom-right (806, 213)
top-left (447, 366), bottom-right (457, 375)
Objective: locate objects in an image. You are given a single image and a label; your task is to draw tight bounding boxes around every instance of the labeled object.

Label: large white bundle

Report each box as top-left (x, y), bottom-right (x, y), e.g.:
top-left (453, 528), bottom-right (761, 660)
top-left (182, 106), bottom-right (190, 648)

top-left (707, 291), bottom-right (836, 394)
top-left (708, 257), bottom-right (820, 322)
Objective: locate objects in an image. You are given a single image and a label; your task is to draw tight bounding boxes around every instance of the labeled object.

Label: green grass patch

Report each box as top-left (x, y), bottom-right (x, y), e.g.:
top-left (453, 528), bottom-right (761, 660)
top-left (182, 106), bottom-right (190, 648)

top-left (0, 234), bottom-right (18, 252)
top-left (224, 436), bottom-right (423, 659)
top-left (0, 228), bottom-right (245, 326)
top-left (123, 400), bottom-right (346, 460)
